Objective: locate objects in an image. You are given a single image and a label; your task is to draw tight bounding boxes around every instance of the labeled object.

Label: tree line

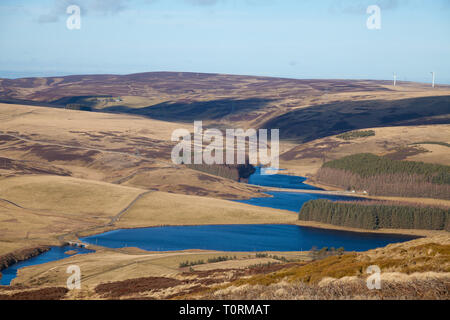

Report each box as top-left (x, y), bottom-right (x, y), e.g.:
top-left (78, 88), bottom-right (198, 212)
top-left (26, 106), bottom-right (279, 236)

top-left (299, 199), bottom-right (450, 231)
top-left (186, 163), bottom-right (255, 182)
top-left (336, 130), bottom-right (375, 140)
top-left (316, 153), bottom-right (450, 199)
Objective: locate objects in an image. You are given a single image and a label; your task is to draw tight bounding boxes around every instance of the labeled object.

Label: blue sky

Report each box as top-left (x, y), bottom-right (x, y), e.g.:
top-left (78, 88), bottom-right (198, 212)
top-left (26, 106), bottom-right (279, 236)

top-left (0, 0), bottom-right (449, 83)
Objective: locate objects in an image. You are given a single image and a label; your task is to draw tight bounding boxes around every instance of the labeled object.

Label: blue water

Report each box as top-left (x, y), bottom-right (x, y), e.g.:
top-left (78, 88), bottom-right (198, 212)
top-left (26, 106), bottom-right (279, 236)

top-left (239, 167), bottom-right (362, 212)
top-left (79, 168), bottom-right (417, 252)
top-left (0, 246), bottom-right (93, 286)
top-left (81, 224), bottom-right (417, 252)
top-left (236, 191), bottom-right (362, 212)
top-left (248, 167), bottom-right (322, 190)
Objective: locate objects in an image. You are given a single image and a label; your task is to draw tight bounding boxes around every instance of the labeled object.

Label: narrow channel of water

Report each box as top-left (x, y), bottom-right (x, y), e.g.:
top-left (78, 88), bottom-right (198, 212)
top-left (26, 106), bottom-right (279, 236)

top-left (0, 246), bottom-right (93, 286)
top-left (237, 167), bottom-right (362, 212)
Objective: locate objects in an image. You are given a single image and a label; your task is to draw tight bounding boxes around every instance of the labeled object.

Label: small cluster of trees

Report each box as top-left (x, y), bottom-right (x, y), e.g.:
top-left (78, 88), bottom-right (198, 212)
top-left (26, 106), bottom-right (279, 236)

top-left (316, 153), bottom-right (450, 199)
top-left (310, 246), bottom-right (345, 260)
top-left (179, 255), bottom-right (237, 267)
top-left (65, 103), bottom-right (92, 111)
top-left (186, 163), bottom-right (255, 181)
top-left (336, 130), bottom-right (375, 140)
top-left (299, 199), bottom-right (450, 231)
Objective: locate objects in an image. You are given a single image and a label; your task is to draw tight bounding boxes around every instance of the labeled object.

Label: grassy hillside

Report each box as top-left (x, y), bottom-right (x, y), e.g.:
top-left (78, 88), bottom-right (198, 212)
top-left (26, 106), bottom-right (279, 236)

top-left (180, 235), bottom-right (450, 300)
top-left (279, 124), bottom-right (450, 177)
top-left (0, 103), bottom-right (263, 200)
top-left (1, 73), bottom-right (450, 131)
top-left (263, 95), bottom-right (450, 142)
top-left (115, 191), bottom-right (296, 229)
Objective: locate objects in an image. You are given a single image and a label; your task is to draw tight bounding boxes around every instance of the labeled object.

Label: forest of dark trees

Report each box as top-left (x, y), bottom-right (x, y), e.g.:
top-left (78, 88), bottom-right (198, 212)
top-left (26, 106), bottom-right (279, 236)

top-left (336, 130), bottom-right (375, 140)
top-left (299, 199), bottom-right (450, 231)
top-left (185, 163), bottom-right (255, 182)
top-left (316, 153), bottom-right (450, 199)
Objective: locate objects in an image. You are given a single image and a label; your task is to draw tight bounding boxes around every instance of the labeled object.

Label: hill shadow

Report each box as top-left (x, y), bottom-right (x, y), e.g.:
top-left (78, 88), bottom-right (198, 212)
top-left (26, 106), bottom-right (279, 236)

top-left (101, 98), bottom-right (276, 123)
top-left (263, 95), bottom-right (450, 142)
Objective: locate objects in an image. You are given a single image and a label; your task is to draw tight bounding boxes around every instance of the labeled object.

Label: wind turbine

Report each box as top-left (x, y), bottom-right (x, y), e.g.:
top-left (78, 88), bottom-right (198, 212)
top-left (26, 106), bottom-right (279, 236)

top-left (430, 72), bottom-right (435, 88)
top-left (393, 73), bottom-right (397, 86)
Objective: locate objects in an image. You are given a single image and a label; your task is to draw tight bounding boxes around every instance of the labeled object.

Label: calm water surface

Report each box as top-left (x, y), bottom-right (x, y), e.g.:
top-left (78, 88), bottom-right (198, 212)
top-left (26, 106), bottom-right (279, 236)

top-left (81, 224), bottom-right (417, 252)
top-left (0, 246), bottom-right (93, 286)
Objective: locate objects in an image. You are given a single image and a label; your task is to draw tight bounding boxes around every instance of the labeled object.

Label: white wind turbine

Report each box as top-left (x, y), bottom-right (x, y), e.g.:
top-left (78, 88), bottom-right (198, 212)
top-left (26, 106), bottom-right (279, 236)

top-left (393, 73), bottom-right (397, 86)
top-left (431, 72), bottom-right (435, 88)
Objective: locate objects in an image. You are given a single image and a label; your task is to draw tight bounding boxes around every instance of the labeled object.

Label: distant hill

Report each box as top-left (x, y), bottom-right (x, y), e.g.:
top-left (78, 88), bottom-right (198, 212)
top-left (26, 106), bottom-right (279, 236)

top-left (1, 72), bottom-right (449, 142)
top-left (263, 95), bottom-right (450, 142)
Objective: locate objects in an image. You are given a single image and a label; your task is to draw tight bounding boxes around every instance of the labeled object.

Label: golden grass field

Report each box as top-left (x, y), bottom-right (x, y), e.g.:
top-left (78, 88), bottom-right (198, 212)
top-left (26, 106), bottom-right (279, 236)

top-left (116, 191), bottom-right (296, 228)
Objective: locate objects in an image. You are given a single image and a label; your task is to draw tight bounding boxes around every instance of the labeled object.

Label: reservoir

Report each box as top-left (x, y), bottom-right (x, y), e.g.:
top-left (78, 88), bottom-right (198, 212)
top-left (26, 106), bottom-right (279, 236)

top-left (80, 168), bottom-right (417, 251)
top-left (80, 224), bottom-right (417, 252)
top-left (0, 168), bottom-right (418, 285)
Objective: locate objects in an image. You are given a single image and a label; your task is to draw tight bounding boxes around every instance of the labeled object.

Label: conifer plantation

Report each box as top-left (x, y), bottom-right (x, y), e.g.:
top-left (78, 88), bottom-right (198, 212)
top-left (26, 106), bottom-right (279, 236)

top-left (299, 199), bottom-right (450, 231)
top-left (316, 153), bottom-right (450, 199)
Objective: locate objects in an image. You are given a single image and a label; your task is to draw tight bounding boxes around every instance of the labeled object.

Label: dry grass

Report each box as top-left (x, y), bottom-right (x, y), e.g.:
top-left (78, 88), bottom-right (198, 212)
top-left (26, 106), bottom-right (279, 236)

top-left (0, 103), bottom-right (264, 200)
top-left (205, 273), bottom-right (450, 300)
top-left (184, 236), bottom-right (450, 297)
top-left (8, 248), bottom-right (307, 289)
top-left (0, 175), bottom-right (144, 217)
top-left (116, 191), bottom-right (297, 228)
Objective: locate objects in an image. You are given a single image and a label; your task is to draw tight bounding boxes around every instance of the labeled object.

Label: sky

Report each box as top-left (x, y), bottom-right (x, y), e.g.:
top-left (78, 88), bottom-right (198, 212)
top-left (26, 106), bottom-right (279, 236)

top-left (0, 0), bottom-right (449, 83)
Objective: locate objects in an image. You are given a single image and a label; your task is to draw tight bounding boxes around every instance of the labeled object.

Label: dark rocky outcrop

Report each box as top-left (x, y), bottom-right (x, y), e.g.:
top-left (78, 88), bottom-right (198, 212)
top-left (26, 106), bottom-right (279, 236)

top-left (0, 246), bottom-right (50, 281)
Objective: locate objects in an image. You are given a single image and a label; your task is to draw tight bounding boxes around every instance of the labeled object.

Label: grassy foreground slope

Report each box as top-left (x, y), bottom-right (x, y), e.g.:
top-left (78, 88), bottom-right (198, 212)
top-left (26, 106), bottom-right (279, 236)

top-left (186, 235), bottom-right (450, 300)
